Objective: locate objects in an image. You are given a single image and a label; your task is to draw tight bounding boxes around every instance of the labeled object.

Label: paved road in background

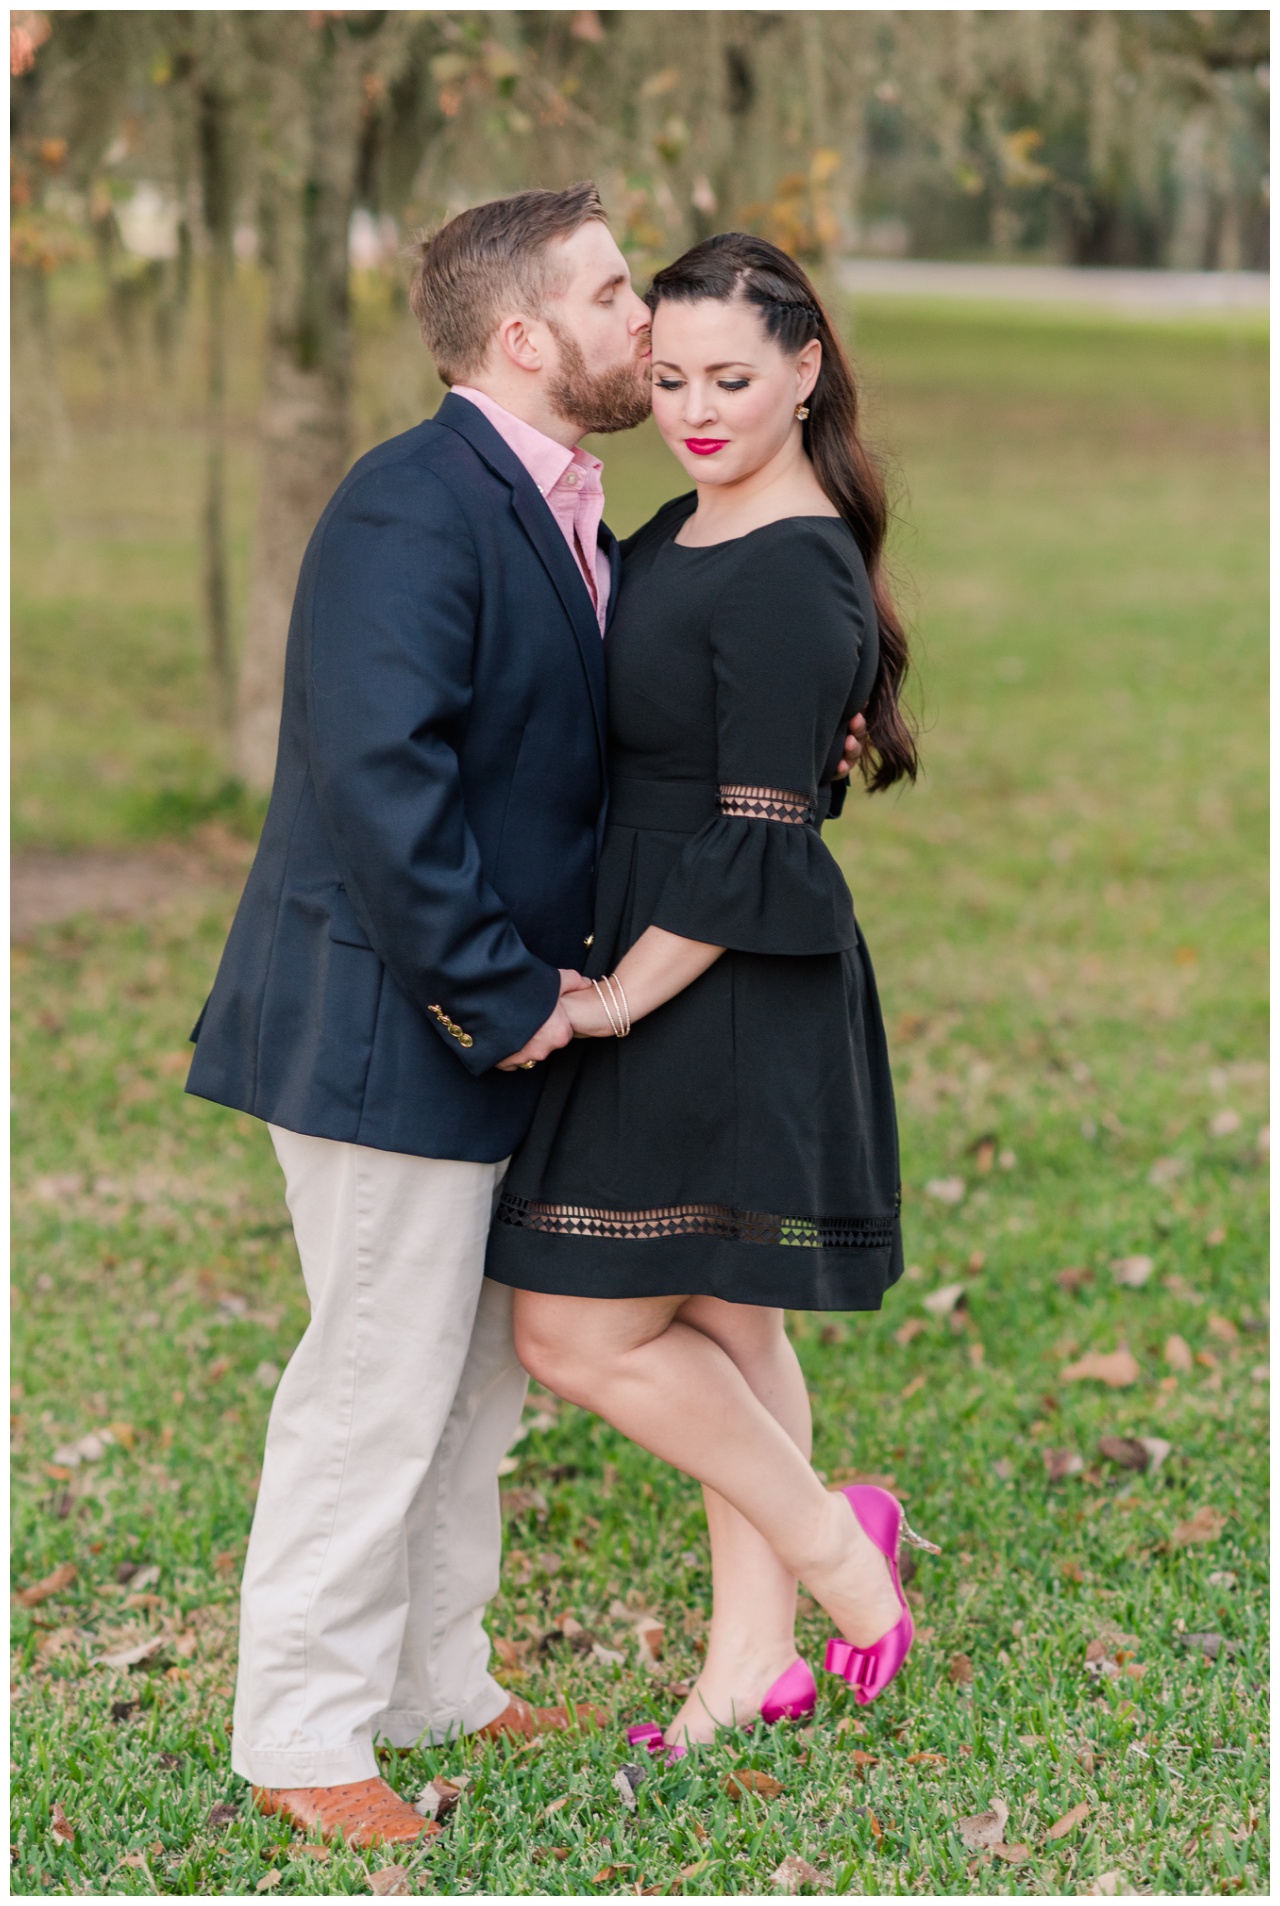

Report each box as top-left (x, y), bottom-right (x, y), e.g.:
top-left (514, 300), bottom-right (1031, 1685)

top-left (836, 258), bottom-right (1269, 315)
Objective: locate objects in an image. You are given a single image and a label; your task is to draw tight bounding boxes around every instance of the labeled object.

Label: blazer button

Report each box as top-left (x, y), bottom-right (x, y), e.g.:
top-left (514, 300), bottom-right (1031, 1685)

top-left (460, 1034), bottom-right (474, 1048)
top-left (584, 934), bottom-right (595, 947)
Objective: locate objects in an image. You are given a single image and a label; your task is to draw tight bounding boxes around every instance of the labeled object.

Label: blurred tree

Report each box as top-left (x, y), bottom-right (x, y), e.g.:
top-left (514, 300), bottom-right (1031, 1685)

top-left (15, 9), bottom-right (1269, 787)
top-left (232, 12), bottom-right (426, 789)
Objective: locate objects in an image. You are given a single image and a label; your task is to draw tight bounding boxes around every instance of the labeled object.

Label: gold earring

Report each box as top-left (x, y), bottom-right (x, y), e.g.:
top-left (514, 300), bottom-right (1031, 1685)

top-left (794, 403), bottom-right (810, 421)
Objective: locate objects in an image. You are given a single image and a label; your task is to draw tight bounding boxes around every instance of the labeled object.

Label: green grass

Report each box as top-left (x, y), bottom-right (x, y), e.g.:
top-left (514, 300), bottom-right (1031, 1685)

top-left (11, 296), bottom-right (1268, 1895)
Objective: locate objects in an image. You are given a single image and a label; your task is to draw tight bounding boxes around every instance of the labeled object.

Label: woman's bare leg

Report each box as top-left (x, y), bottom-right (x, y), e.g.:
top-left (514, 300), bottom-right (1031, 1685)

top-left (665, 1298), bottom-right (810, 1745)
top-left (512, 1291), bottom-right (900, 1666)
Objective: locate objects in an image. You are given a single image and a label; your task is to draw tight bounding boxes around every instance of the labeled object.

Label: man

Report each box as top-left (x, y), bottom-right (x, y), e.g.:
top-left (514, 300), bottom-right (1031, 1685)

top-left (188, 182), bottom-right (864, 1848)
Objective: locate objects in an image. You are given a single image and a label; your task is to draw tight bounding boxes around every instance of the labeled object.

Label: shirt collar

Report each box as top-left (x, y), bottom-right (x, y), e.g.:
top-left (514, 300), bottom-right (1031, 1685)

top-left (451, 386), bottom-right (603, 497)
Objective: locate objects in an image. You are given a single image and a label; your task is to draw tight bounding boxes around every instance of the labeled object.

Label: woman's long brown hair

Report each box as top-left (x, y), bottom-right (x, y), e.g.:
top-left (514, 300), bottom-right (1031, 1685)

top-left (647, 234), bottom-right (917, 791)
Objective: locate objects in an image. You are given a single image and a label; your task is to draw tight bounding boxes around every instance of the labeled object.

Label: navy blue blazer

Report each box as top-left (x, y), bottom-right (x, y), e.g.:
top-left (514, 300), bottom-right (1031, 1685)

top-left (185, 393), bottom-right (617, 1162)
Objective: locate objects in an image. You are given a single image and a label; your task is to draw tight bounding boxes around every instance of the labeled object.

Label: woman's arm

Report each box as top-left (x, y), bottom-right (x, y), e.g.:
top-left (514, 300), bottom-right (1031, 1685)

top-left (563, 926), bottom-right (724, 1037)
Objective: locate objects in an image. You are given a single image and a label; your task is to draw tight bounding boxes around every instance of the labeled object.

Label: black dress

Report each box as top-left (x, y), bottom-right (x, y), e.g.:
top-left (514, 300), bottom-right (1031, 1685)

top-left (485, 497), bottom-right (903, 1311)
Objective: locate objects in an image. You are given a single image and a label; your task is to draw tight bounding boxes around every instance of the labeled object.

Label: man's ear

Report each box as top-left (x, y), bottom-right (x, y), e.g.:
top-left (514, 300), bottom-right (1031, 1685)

top-left (494, 312), bottom-right (544, 375)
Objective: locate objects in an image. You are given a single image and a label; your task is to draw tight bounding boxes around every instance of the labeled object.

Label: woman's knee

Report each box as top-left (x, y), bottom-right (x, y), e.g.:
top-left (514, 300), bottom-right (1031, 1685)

top-left (512, 1299), bottom-right (573, 1394)
top-left (681, 1296), bottom-right (786, 1364)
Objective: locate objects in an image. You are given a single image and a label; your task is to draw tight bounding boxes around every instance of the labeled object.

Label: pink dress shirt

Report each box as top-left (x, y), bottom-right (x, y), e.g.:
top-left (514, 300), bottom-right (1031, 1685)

top-left (452, 386), bottom-right (610, 633)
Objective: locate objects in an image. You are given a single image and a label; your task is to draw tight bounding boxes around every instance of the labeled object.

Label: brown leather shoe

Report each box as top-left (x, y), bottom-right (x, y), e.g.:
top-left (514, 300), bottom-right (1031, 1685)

top-left (473, 1695), bottom-right (608, 1741)
top-left (252, 1776), bottom-right (439, 1849)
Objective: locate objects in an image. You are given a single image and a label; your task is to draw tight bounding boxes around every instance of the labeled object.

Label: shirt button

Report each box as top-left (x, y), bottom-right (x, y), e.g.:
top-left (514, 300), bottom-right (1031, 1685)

top-left (562, 470), bottom-right (580, 487)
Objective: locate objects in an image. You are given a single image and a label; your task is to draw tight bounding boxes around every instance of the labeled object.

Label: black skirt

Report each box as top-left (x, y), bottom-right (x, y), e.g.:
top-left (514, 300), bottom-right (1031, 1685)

top-left (485, 502), bottom-right (904, 1312)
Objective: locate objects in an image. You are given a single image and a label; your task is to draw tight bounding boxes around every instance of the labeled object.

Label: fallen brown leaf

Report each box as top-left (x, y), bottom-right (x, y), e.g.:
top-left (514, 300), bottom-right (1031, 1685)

top-left (1111, 1255), bottom-right (1154, 1288)
top-left (367, 1869), bottom-right (412, 1897)
top-left (636, 1618), bottom-right (664, 1666)
top-left (724, 1768), bottom-right (784, 1800)
top-left (16, 1561), bottom-right (77, 1608)
top-left (1057, 1266), bottom-right (1093, 1293)
top-left (770, 1853), bottom-right (823, 1893)
top-left (923, 1281), bottom-right (967, 1317)
top-left (1177, 1631), bottom-right (1239, 1660)
top-left (1097, 1436), bottom-right (1149, 1471)
top-left (1061, 1560), bottom-right (1084, 1583)
top-left (255, 1873), bottom-right (281, 1894)
top-left (206, 1803), bottom-right (239, 1830)
top-left (907, 1752), bottom-right (947, 1766)
top-left (948, 1653), bottom-right (974, 1686)
top-left (1164, 1334), bottom-right (1194, 1373)
top-left (1062, 1347), bottom-right (1140, 1388)
top-left (848, 1749), bottom-right (879, 1771)
top-left (1207, 1313), bottom-right (1239, 1344)
top-left (1043, 1448), bottom-right (1085, 1480)
top-left (894, 1319), bottom-right (925, 1346)
top-left (415, 1775), bottom-right (466, 1821)
top-left (1083, 1872), bottom-right (1122, 1896)
top-left (613, 1767), bottom-right (642, 1812)
top-left (900, 1373), bottom-right (926, 1400)
top-left (1170, 1505), bottom-right (1228, 1546)
top-left (956, 1796), bottom-right (1008, 1849)
top-left (50, 1802), bottom-right (74, 1844)
top-left (680, 1859), bottom-right (709, 1880)
top-left (992, 1843), bottom-right (1033, 1863)
top-left (592, 1866), bottom-right (618, 1885)
top-left (99, 1636), bottom-right (165, 1669)
top-left (1047, 1800), bottom-right (1091, 1840)
top-left (293, 1845), bottom-right (331, 1863)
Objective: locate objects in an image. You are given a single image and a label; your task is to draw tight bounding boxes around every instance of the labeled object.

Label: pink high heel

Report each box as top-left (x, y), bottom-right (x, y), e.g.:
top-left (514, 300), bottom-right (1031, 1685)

top-left (823, 1485), bottom-right (940, 1705)
top-left (625, 1656), bottom-right (817, 1761)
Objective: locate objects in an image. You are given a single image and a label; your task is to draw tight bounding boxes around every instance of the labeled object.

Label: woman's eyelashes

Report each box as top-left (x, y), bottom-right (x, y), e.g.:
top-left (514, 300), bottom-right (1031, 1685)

top-left (653, 377), bottom-right (752, 393)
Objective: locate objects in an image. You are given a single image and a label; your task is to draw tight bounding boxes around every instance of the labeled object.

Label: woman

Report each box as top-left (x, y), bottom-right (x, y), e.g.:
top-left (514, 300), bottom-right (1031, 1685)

top-left (486, 234), bottom-right (933, 1751)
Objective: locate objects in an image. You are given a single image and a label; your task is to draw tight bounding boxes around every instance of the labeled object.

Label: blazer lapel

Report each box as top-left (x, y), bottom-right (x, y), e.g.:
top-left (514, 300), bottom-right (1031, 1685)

top-left (434, 394), bottom-right (607, 767)
top-left (602, 524), bottom-right (622, 634)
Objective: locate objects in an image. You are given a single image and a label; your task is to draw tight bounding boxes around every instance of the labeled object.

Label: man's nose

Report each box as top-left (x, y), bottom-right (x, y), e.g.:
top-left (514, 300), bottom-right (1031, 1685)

top-left (628, 294), bottom-right (651, 334)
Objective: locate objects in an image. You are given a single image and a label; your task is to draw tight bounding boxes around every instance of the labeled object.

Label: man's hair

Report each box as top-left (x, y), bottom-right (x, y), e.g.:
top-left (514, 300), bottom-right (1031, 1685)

top-left (409, 182), bottom-right (608, 386)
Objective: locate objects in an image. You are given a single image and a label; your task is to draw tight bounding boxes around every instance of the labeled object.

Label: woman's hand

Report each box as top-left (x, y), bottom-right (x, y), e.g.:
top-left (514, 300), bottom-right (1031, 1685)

top-left (563, 985), bottom-right (616, 1038)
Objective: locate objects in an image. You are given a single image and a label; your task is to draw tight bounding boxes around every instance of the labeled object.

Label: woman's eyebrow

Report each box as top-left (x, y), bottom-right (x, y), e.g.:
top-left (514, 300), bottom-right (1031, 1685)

top-left (651, 360), bottom-right (756, 373)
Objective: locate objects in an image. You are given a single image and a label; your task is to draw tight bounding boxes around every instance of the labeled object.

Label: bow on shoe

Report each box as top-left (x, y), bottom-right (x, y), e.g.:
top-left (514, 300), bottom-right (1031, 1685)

top-left (824, 1636), bottom-right (873, 1692)
top-left (625, 1722), bottom-right (668, 1755)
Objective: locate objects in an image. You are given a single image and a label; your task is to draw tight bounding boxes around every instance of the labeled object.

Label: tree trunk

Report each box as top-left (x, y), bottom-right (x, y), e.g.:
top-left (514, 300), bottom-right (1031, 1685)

top-left (232, 24), bottom-right (367, 793)
top-left (197, 75), bottom-right (235, 732)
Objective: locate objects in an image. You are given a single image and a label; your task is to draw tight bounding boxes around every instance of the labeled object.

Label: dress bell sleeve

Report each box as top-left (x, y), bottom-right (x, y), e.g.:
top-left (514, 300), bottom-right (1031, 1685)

top-left (649, 525), bottom-right (869, 956)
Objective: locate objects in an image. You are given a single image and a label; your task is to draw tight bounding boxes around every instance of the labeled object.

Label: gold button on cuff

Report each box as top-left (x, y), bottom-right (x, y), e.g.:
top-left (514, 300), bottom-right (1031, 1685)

top-left (428, 1002), bottom-right (472, 1046)
top-left (584, 933), bottom-right (595, 947)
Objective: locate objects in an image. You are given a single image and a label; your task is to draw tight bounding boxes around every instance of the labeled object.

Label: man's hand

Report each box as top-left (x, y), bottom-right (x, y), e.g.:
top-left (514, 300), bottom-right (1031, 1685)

top-left (496, 970), bottom-right (591, 1071)
top-left (833, 711), bottom-right (868, 779)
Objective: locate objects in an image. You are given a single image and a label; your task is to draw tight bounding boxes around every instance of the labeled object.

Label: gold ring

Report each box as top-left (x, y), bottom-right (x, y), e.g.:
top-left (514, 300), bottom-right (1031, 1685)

top-left (520, 1060), bottom-right (537, 1070)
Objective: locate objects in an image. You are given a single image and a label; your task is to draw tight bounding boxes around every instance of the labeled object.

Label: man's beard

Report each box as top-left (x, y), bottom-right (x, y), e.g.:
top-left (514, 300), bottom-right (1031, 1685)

top-left (546, 320), bottom-right (652, 436)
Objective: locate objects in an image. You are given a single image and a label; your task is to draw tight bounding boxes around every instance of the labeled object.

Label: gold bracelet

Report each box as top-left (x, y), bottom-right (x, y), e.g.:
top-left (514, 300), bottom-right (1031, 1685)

top-left (590, 973), bottom-right (631, 1037)
top-left (602, 972), bottom-right (632, 1036)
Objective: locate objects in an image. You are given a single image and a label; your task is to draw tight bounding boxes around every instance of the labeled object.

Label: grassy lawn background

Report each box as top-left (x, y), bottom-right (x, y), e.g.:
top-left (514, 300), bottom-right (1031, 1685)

top-left (11, 286), bottom-right (1268, 1895)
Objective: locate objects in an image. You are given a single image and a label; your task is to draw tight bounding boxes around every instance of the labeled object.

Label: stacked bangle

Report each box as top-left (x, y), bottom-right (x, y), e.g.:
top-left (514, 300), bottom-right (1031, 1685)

top-left (590, 973), bottom-right (631, 1037)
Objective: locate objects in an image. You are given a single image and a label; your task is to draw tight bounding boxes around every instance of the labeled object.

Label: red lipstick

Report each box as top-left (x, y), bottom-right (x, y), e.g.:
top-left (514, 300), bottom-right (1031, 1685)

top-left (685, 438), bottom-right (729, 456)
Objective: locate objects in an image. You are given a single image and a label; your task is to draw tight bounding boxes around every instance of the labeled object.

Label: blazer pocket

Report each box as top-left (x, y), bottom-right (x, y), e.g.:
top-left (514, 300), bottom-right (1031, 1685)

top-left (327, 884), bottom-right (375, 950)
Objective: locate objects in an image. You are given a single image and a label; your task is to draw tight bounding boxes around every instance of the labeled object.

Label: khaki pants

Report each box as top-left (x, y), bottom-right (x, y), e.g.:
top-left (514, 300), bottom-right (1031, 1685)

top-left (230, 1126), bottom-right (526, 1788)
